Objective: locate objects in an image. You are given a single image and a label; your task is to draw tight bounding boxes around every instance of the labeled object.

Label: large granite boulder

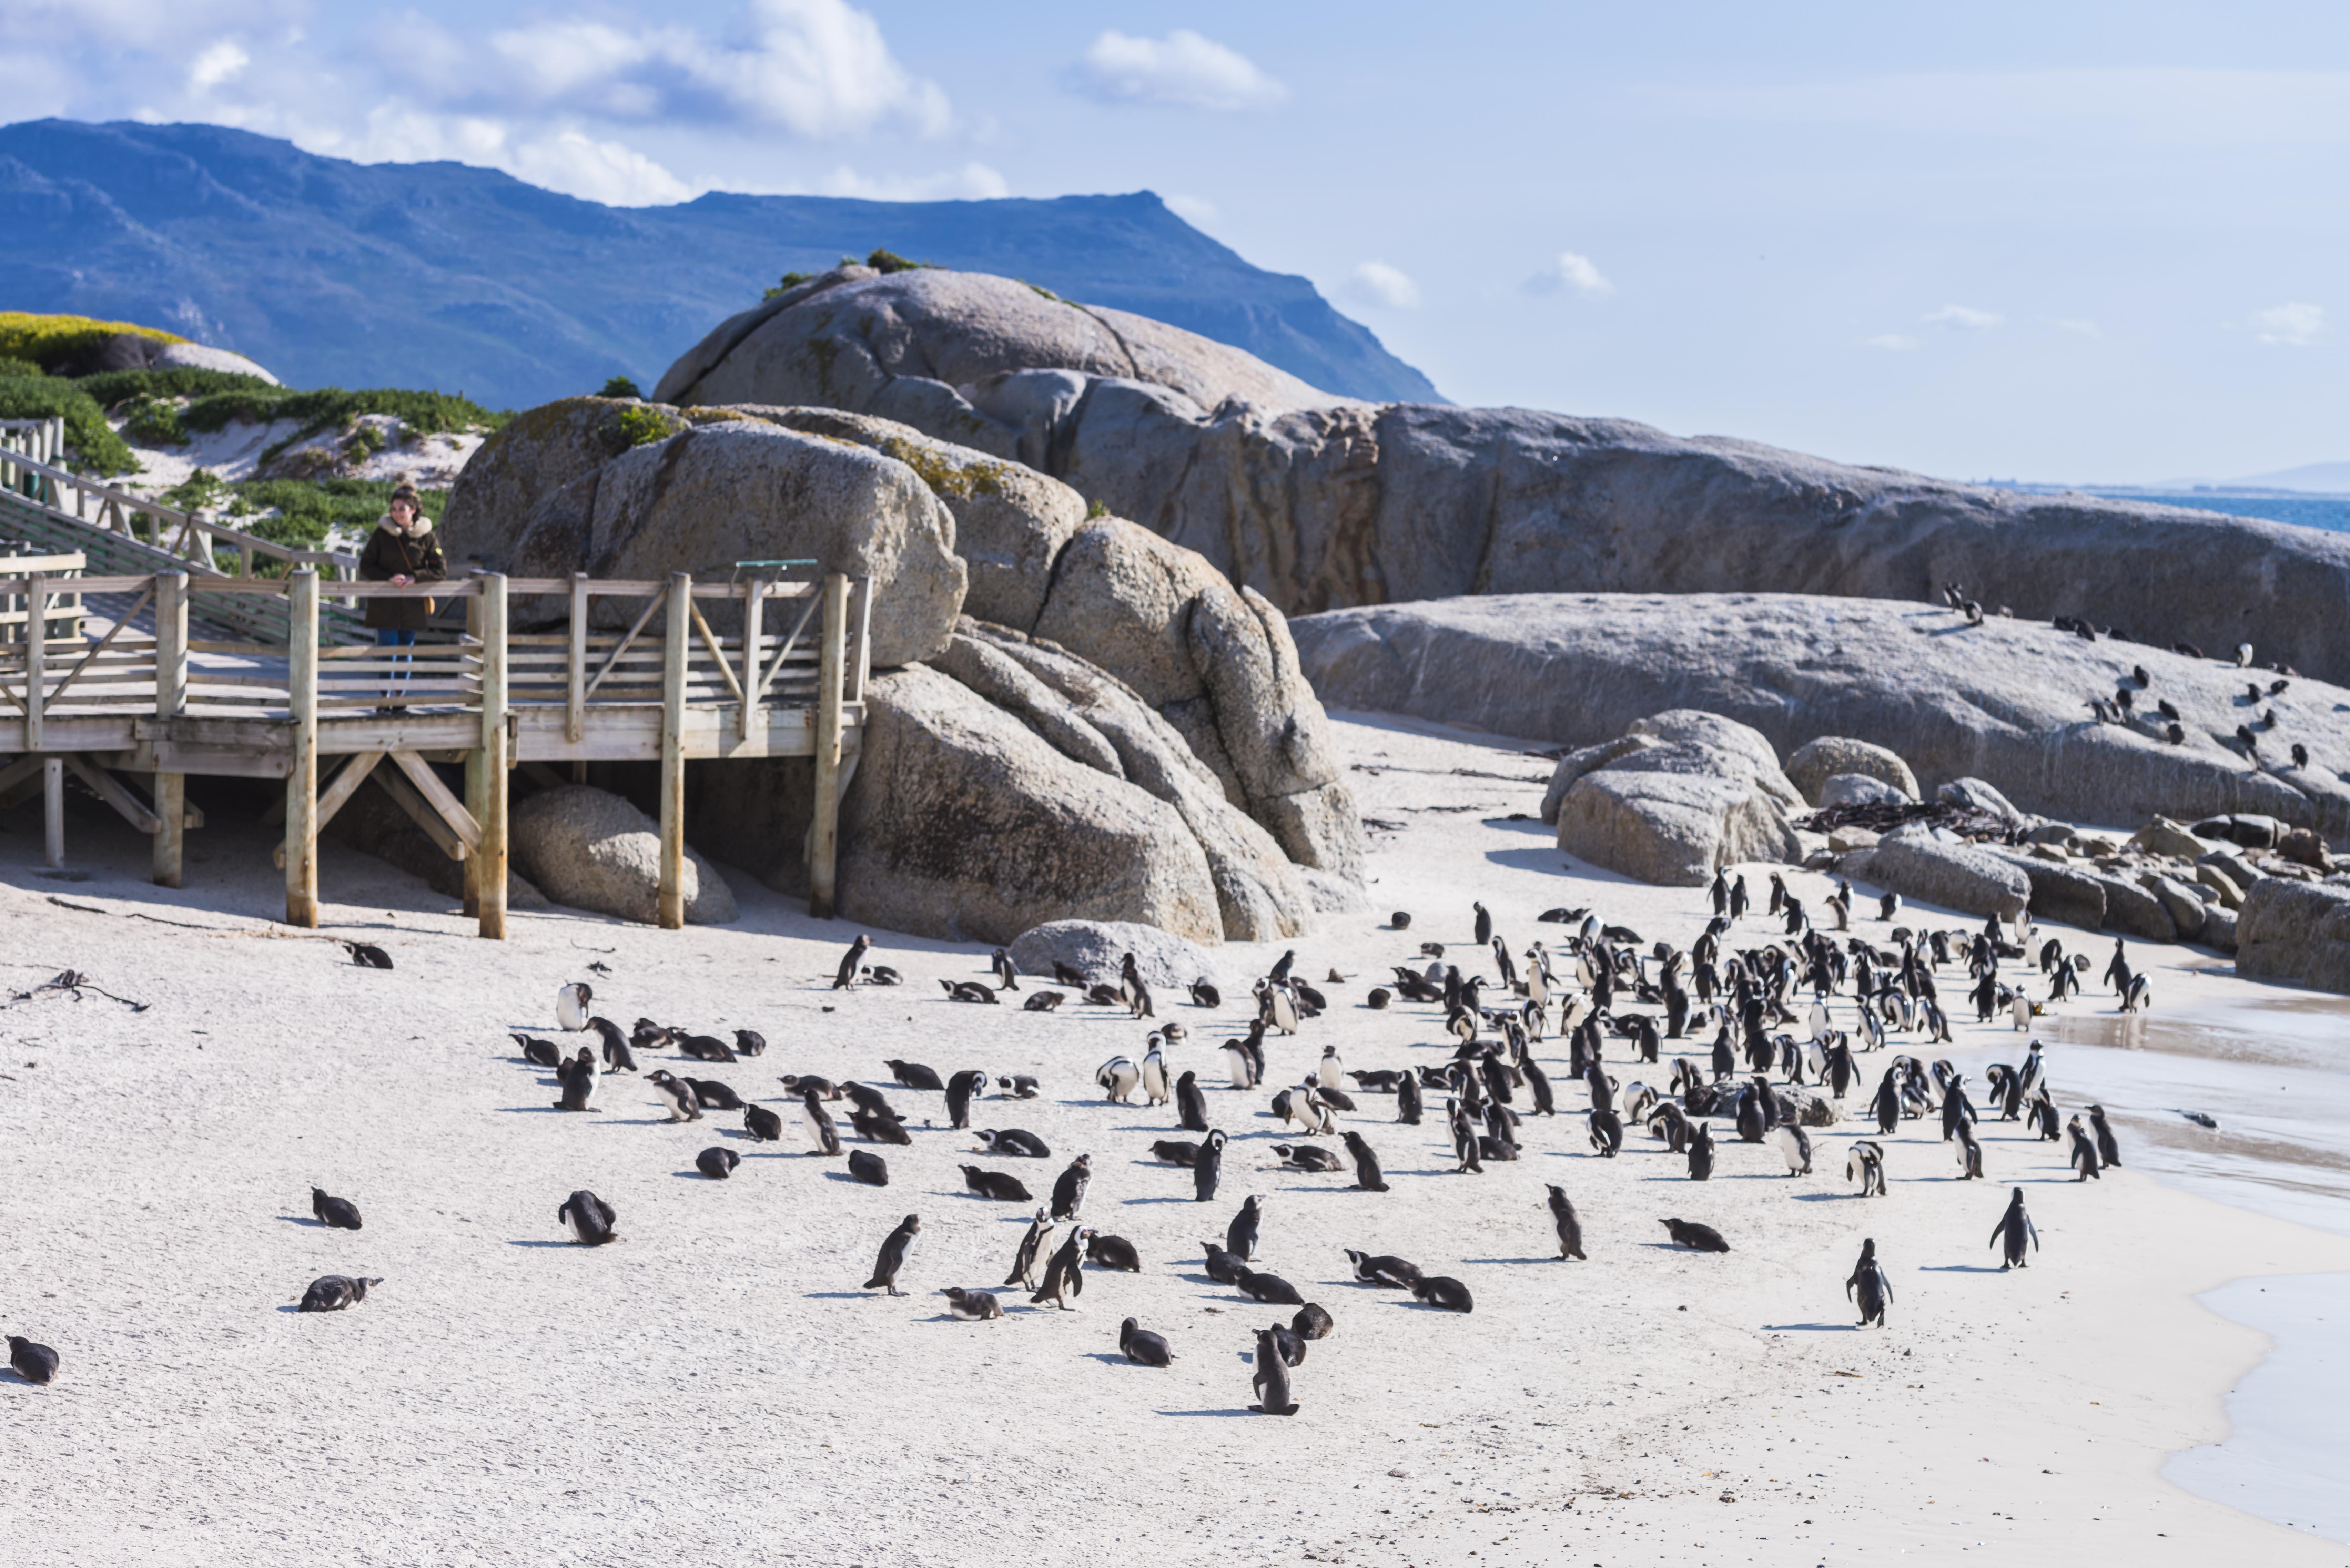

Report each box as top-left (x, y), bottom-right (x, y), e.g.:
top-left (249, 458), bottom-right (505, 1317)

top-left (1552, 711), bottom-right (1802, 885)
top-left (512, 785), bottom-right (737, 925)
top-left (1006, 919), bottom-right (1230, 994)
top-left (327, 784), bottom-right (550, 910)
top-left (2235, 880), bottom-right (2350, 993)
top-left (1786, 737), bottom-right (1919, 805)
top-left (1861, 825), bottom-right (2032, 921)
top-left (1293, 593), bottom-right (2350, 843)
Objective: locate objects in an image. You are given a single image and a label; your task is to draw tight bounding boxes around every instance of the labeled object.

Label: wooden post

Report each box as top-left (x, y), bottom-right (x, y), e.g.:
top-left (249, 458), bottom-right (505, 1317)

top-left (567, 572), bottom-right (589, 745)
top-left (153, 572), bottom-right (188, 887)
top-left (41, 758), bottom-right (63, 868)
top-left (478, 574), bottom-right (510, 939)
top-left (24, 572), bottom-right (44, 754)
top-left (285, 570), bottom-right (320, 927)
top-left (738, 577), bottom-right (766, 741)
top-left (462, 586), bottom-right (484, 918)
top-left (808, 571), bottom-right (849, 919)
top-left (657, 572), bottom-right (691, 930)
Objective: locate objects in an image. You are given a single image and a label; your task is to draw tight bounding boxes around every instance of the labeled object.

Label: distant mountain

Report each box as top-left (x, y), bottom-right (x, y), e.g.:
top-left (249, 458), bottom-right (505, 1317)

top-left (2223, 461), bottom-right (2350, 495)
top-left (0, 119), bottom-right (1441, 411)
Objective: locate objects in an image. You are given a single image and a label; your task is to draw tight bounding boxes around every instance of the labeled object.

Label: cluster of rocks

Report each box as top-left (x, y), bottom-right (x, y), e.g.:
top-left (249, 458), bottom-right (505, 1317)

top-left (1542, 711), bottom-right (1802, 886)
top-left (437, 394), bottom-right (1361, 944)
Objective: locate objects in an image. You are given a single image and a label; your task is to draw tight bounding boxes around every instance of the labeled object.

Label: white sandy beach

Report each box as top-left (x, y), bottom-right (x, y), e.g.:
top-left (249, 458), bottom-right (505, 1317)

top-left (2, 713), bottom-right (2347, 1568)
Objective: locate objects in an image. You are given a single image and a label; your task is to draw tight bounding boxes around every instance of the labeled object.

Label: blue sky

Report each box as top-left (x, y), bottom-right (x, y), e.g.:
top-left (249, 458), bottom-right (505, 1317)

top-left (6, 0), bottom-right (2344, 482)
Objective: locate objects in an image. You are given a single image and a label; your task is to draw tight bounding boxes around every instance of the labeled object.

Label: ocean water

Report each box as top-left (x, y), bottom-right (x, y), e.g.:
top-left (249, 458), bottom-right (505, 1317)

top-left (2081, 490), bottom-right (2350, 536)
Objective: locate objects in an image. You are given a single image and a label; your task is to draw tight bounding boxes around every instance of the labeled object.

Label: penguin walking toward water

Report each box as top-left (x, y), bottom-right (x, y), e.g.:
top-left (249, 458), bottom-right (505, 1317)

top-left (7, 1334), bottom-right (59, 1383)
top-left (1193, 1129), bottom-right (1227, 1202)
top-left (834, 935), bottom-right (870, 989)
top-left (1050, 1154), bottom-right (1093, 1221)
top-left (1846, 1239), bottom-right (1893, 1326)
top-left (2088, 1103), bottom-right (2123, 1166)
top-left (558, 1190), bottom-right (619, 1246)
top-left (2067, 1117), bottom-right (2104, 1181)
top-left (556, 982), bottom-right (592, 1032)
top-left (1032, 1227), bottom-right (1089, 1310)
top-left (1990, 1187), bottom-right (2040, 1267)
top-left (1004, 1208), bottom-right (1056, 1289)
top-left (1250, 1327), bottom-right (1299, 1414)
top-left (1846, 1140), bottom-right (1886, 1196)
top-left (1547, 1185), bottom-right (1586, 1260)
top-left (310, 1187), bottom-right (363, 1230)
top-left (864, 1214), bottom-right (921, 1296)
top-left (799, 1088), bottom-right (842, 1155)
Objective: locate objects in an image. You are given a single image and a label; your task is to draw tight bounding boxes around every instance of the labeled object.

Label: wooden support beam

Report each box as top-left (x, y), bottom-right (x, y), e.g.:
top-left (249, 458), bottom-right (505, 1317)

top-left (389, 749), bottom-right (481, 851)
top-left (808, 570), bottom-right (849, 920)
top-left (42, 757), bottom-right (63, 868)
top-left (24, 573), bottom-right (44, 753)
top-left (477, 573), bottom-right (510, 940)
top-left (284, 570), bottom-right (320, 928)
top-left (657, 571), bottom-right (690, 930)
top-left (372, 766), bottom-right (467, 860)
top-left (62, 754), bottom-right (161, 834)
top-left (567, 572), bottom-right (588, 744)
top-left (462, 588), bottom-right (484, 918)
top-left (272, 751), bottom-right (383, 868)
top-left (738, 577), bottom-right (766, 741)
top-left (153, 572), bottom-right (188, 888)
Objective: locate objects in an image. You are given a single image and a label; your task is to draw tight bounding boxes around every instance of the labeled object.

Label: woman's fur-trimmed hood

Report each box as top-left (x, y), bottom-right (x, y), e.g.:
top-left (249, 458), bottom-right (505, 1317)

top-left (376, 512), bottom-right (435, 537)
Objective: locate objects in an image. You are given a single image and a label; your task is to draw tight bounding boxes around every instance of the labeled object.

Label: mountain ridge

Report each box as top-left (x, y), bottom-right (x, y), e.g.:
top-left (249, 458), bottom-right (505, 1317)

top-left (0, 118), bottom-right (1441, 411)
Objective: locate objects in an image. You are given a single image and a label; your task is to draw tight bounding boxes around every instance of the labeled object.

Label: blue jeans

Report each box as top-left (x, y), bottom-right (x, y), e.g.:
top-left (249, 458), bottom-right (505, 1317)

top-left (377, 628), bottom-right (416, 700)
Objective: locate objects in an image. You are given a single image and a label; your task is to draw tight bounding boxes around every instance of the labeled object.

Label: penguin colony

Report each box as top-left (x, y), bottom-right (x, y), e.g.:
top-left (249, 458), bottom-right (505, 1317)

top-left (4, 889), bottom-right (2139, 1416)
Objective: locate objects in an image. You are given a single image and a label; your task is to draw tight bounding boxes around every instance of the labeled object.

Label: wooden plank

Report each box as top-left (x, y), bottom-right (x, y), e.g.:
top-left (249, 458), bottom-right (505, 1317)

top-left (657, 572), bottom-right (690, 930)
top-left (24, 573), bottom-right (44, 752)
top-left (272, 751), bottom-right (383, 867)
top-left (808, 571), bottom-right (849, 920)
top-left (61, 753), bottom-right (161, 834)
top-left (847, 575), bottom-right (873, 701)
top-left (390, 748), bottom-right (482, 852)
top-left (284, 571), bottom-right (320, 928)
top-left (567, 573), bottom-right (588, 744)
top-left (371, 764), bottom-right (468, 860)
top-left (42, 757), bottom-right (62, 867)
top-left (462, 587), bottom-right (484, 919)
top-left (738, 577), bottom-right (765, 741)
top-left (477, 574), bottom-right (509, 940)
top-left (688, 599), bottom-right (746, 705)
top-left (582, 592), bottom-right (666, 702)
top-left (152, 571), bottom-right (188, 888)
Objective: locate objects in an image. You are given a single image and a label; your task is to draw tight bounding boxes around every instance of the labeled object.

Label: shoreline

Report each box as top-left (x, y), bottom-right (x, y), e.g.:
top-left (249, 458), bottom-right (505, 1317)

top-left (1, 713), bottom-right (2347, 1565)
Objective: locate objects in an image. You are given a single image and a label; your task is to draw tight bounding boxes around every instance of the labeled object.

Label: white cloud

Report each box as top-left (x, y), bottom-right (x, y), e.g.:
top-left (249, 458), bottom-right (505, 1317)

top-left (1074, 29), bottom-right (1287, 112)
top-left (2250, 302), bottom-right (2326, 347)
top-left (509, 132), bottom-right (698, 207)
top-left (1863, 333), bottom-right (1923, 351)
top-left (818, 162), bottom-right (1010, 201)
top-left (1347, 261), bottom-right (1421, 310)
top-left (187, 39), bottom-right (247, 91)
top-left (1523, 251), bottom-right (1614, 297)
top-left (1163, 192), bottom-right (1219, 227)
top-left (1924, 303), bottom-right (2002, 329)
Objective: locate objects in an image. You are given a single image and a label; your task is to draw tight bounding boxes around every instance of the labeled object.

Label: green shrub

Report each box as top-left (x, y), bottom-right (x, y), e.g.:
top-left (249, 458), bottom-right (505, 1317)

top-left (181, 385), bottom-right (504, 439)
top-left (120, 395), bottom-right (189, 446)
top-left (0, 356), bottom-right (42, 379)
top-left (866, 247), bottom-right (928, 274)
top-left (615, 406), bottom-right (678, 448)
top-left (599, 375), bottom-right (642, 399)
top-left (73, 366), bottom-right (274, 409)
top-left (762, 271), bottom-right (816, 299)
top-left (0, 375), bottom-right (137, 475)
top-left (1085, 498), bottom-right (1110, 520)
top-left (0, 310), bottom-right (182, 371)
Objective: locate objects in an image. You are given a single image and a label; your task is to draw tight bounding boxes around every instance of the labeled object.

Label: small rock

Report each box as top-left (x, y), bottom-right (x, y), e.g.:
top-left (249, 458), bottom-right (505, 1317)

top-left (2131, 816), bottom-right (2209, 861)
top-left (1937, 777), bottom-right (2024, 825)
top-left (1819, 773), bottom-right (1908, 807)
top-left (1785, 737), bottom-right (1919, 806)
top-left (1006, 919), bottom-right (1228, 992)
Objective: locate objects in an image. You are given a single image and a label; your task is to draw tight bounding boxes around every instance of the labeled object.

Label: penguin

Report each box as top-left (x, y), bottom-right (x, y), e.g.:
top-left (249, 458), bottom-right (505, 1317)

top-left (1032, 1227), bottom-right (1088, 1310)
top-left (580, 1018), bottom-right (635, 1073)
top-left (1022, 992), bottom-right (1065, 1012)
top-left (1120, 954), bottom-right (1154, 1020)
top-left (696, 1146), bottom-right (740, 1180)
top-left (1194, 1129), bottom-right (1227, 1203)
top-left (1396, 1071), bottom-right (1424, 1126)
top-left (1342, 1130), bottom-right (1389, 1192)
top-left (1095, 1056), bottom-right (1141, 1103)
top-left (1226, 1194), bottom-right (1264, 1259)
top-left (731, 1030), bottom-right (766, 1058)
top-left (1872, 1069), bottom-right (1902, 1136)
top-left (310, 1187), bottom-right (362, 1230)
top-left (1410, 1276), bottom-right (1474, 1312)
top-left (1275, 1143), bottom-right (1345, 1172)
top-left (962, 1166), bottom-right (1033, 1202)
top-left (1120, 1318), bottom-right (1174, 1366)
top-left (1735, 1084), bottom-right (1767, 1144)
top-left (557, 1190), bottom-right (618, 1246)
top-left (864, 966), bottom-right (903, 986)
top-left (1846, 1238), bottom-right (1893, 1327)
top-left (997, 1075), bottom-right (1042, 1099)
top-left (647, 1070), bottom-right (702, 1123)
top-left (935, 1068), bottom-right (984, 1131)
top-left (974, 1128), bottom-right (1051, 1158)
top-left (1050, 1154), bottom-right (1094, 1220)
top-left (798, 1089), bottom-right (841, 1155)
top-left (514, 1034), bottom-right (564, 1068)
top-left (553, 1048), bottom-right (600, 1112)
top-left (1235, 1266), bottom-right (1306, 1306)
top-left (1086, 1232), bottom-right (1144, 1271)
top-left (743, 1102), bottom-right (785, 1142)
top-left (1450, 1099), bottom-right (1484, 1174)
top-left (940, 980), bottom-right (999, 1004)
top-left (1200, 1242), bottom-right (1248, 1285)
top-left (941, 1288), bottom-right (1003, 1321)
top-left (991, 947), bottom-right (1021, 992)
top-left (1772, 1120), bottom-right (1813, 1176)
top-left (1660, 1218), bottom-right (1731, 1253)
top-left (1004, 1208), bottom-right (1055, 1288)
top-left (2088, 1103), bottom-right (2123, 1167)
top-left (1989, 1187), bottom-right (2039, 1268)
top-left (1846, 1139), bottom-right (1886, 1197)
top-left (7, 1334), bottom-right (59, 1383)
top-left (1954, 1120), bottom-right (1984, 1179)
top-left (1941, 1074), bottom-right (1975, 1141)
top-left (1587, 1108), bottom-right (1624, 1158)
top-left (1176, 1070), bottom-right (1210, 1133)
top-left (688, 1077), bottom-right (746, 1112)
top-left (556, 981), bottom-right (592, 1032)
top-left (1151, 1138), bottom-right (1203, 1165)
top-left (1220, 1038), bottom-right (1258, 1090)
top-left (1293, 1303), bottom-right (1335, 1340)
top-left (1686, 1121), bottom-right (1716, 1181)
top-left (885, 1059), bottom-right (945, 1091)
top-left (834, 934), bottom-right (870, 989)
top-left (847, 1149), bottom-right (889, 1187)
top-left (1546, 1185), bottom-right (1586, 1260)
top-left (1250, 1327), bottom-right (1300, 1415)
top-left (863, 1214), bottom-right (921, 1296)
top-left (1189, 978), bottom-right (1222, 1008)
top-left (296, 1275), bottom-right (383, 1313)
top-left (1052, 961), bottom-right (1090, 988)
top-left (1260, 980), bottom-right (1298, 1035)
top-left (1141, 1039), bottom-right (1172, 1107)
top-left (2066, 1117), bottom-right (2103, 1181)
top-left (1346, 1250), bottom-right (1424, 1288)
top-left (1265, 1322), bottom-right (1308, 1367)
top-left (676, 1033), bottom-right (737, 1063)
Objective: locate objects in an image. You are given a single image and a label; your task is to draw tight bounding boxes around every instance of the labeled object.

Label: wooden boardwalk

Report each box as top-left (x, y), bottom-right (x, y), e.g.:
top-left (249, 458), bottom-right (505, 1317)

top-left (1, 428), bottom-right (870, 935)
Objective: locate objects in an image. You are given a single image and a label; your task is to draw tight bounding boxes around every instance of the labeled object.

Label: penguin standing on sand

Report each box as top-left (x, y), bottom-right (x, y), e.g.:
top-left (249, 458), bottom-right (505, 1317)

top-left (554, 1048), bottom-right (600, 1112)
top-left (1846, 1239), bottom-right (1893, 1326)
top-left (1547, 1185), bottom-right (1586, 1260)
top-left (556, 982), bottom-right (592, 1032)
top-left (2067, 1117), bottom-right (2104, 1181)
top-left (1141, 1039), bottom-right (1171, 1106)
top-left (1990, 1187), bottom-right (2040, 1269)
top-left (945, 1069), bottom-right (989, 1131)
top-left (1396, 1071), bottom-right (1424, 1126)
top-left (1031, 1227), bottom-right (1088, 1310)
top-left (1193, 1130), bottom-right (1226, 1202)
top-left (1686, 1121), bottom-right (1716, 1181)
top-left (834, 935), bottom-right (870, 990)
top-left (864, 1214), bottom-right (921, 1296)
top-left (799, 1087), bottom-right (842, 1155)
top-left (1050, 1154), bottom-right (1093, 1221)
top-left (1004, 1208), bottom-right (1055, 1289)
top-left (1120, 954), bottom-right (1154, 1020)
top-left (1226, 1194), bottom-right (1264, 1260)
top-left (2087, 1103), bottom-right (2123, 1167)
top-left (1250, 1327), bottom-right (1299, 1415)
top-left (1343, 1130), bottom-right (1389, 1192)
top-left (1176, 1071), bottom-right (1210, 1133)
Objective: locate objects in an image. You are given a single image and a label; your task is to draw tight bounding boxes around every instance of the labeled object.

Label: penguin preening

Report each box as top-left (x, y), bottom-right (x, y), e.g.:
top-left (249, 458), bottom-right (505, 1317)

top-left (557, 1190), bottom-right (618, 1246)
top-left (1050, 1154), bottom-right (1094, 1220)
top-left (556, 982), bottom-right (591, 1032)
top-left (1250, 1327), bottom-right (1299, 1415)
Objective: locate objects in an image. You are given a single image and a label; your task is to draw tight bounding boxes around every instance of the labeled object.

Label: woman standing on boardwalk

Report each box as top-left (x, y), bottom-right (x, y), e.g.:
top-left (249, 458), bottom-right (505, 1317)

top-left (359, 483), bottom-right (445, 706)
